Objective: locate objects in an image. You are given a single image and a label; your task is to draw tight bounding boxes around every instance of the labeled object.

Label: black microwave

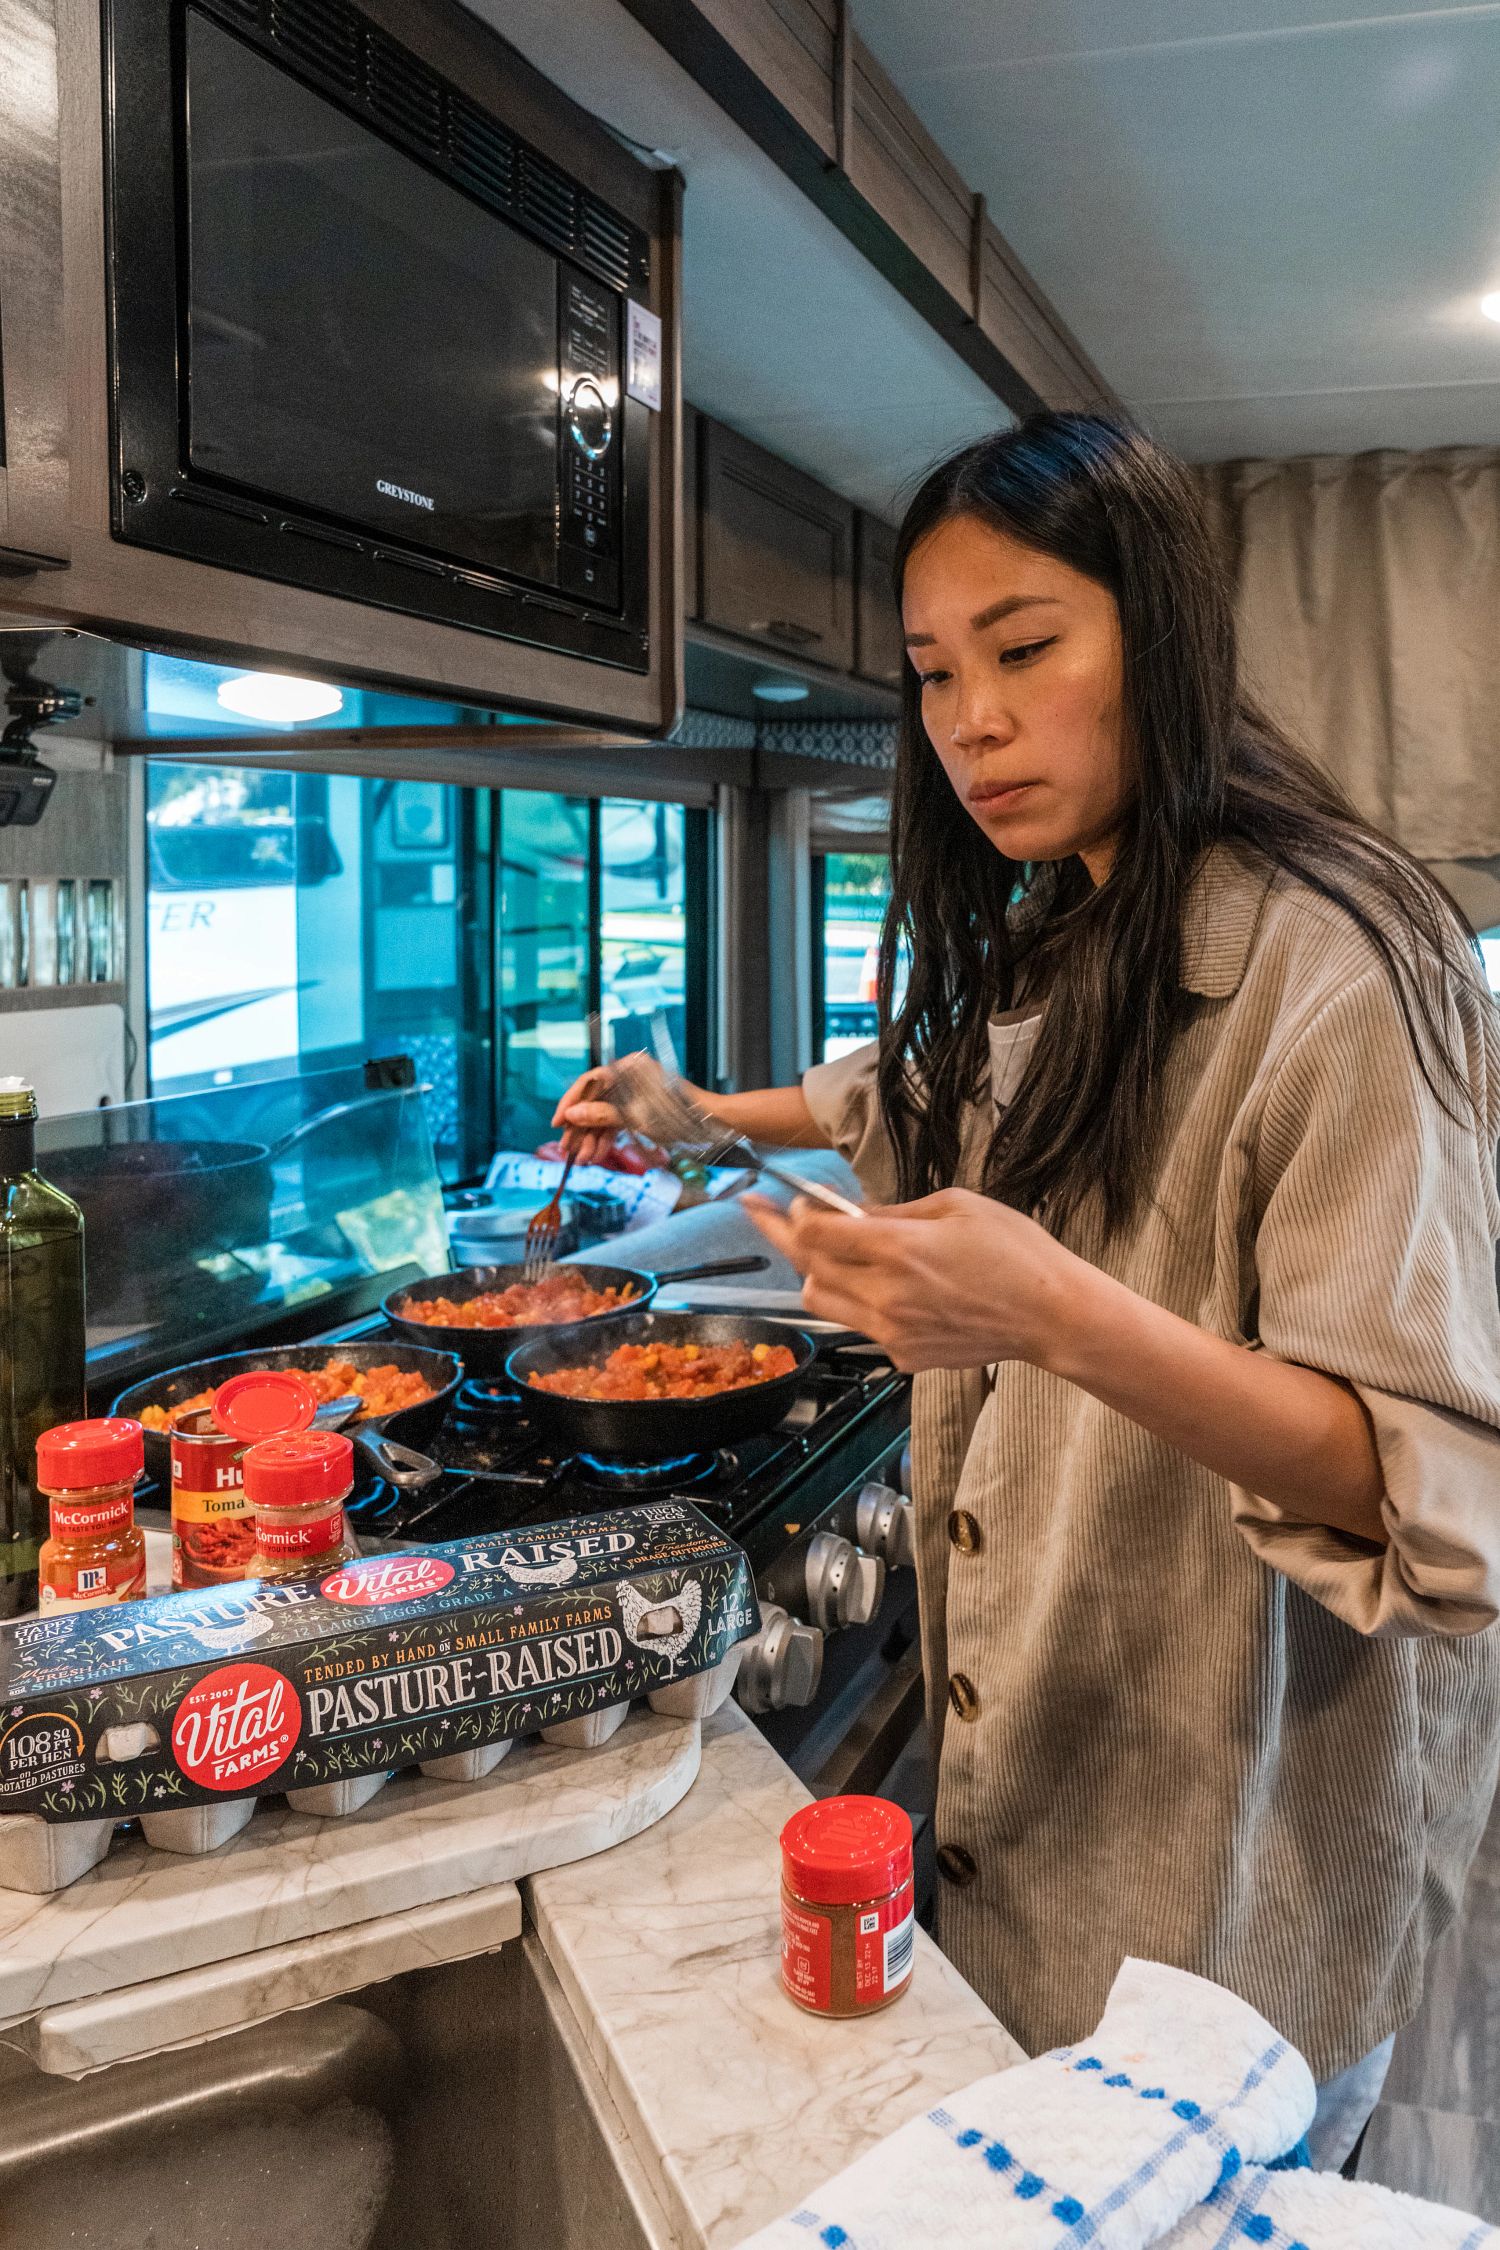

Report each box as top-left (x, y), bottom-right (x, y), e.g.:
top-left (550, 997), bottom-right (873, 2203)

top-left (103, 0), bottom-right (659, 673)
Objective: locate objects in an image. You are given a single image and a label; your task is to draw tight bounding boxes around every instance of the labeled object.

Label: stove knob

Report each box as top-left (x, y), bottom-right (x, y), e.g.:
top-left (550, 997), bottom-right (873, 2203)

top-left (803, 1531), bottom-right (885, 1632)
top-left (735, 1604), bottom-right (825, 1713)
top-left (899, 1441), bottom-right (913, 1497)
top-left (855, 1480), bottom-right (915, 1571)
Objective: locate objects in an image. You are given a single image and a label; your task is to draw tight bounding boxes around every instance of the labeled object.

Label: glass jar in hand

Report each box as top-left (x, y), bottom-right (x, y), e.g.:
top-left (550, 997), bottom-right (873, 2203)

top-left (242, 1430), bottom-right (359, 1582)
top-left (35, 1417), bottom-right (148, 1613)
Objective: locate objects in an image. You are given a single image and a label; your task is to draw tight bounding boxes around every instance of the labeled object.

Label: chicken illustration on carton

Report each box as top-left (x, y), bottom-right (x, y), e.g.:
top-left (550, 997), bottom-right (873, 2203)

top-left (0, 1503), bottom-right (759, 1825)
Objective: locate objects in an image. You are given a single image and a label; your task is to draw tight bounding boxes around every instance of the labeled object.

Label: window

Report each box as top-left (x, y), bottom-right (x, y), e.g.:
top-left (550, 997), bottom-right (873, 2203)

top-left (146, 764), bottom-right (488, 1178)
top-left (495, 790), bottom-right (590, 1153)
top-left (495, 794), bottom-right (705, 1149)
top-left (813, 851), bottom-right (891, 1061)
top-left (146, 765), bottom-right (709, 1181)
top-left (1479, 931), bottom-right (1500, 997)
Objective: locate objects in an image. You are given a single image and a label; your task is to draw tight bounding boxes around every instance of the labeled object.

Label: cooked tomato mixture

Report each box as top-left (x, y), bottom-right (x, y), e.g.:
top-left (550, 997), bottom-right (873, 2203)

top-left (529, 1338), bottom-right (797, 1402)
top-left (398, 1274), bottom-right (639, 1330)
top-left (181, 1516), bottom-right (258, 1575)
top-left (140, 1358), bottom-right (437, 1431)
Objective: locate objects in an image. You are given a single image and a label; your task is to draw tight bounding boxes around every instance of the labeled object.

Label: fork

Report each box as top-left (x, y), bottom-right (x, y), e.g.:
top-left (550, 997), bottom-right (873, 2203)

top-left (523, 1145), bottom-right (580, 1279)
top-left (610, 1054), bottom-right (867, 1220)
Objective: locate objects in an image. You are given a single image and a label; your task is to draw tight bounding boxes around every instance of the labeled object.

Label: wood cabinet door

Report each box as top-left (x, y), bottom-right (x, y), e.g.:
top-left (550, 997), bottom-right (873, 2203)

top-left (854, 512), bottom-right (904, 688)
top-left (700, 419), bottom-right (854, 670)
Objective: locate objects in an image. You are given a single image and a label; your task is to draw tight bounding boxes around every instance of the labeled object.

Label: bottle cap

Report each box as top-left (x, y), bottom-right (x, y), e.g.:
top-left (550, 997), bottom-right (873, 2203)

top-left (0, 1079), bottom-right (36, 1122)
top-left (242, 1430), bottom-right (354, 1509)
top-left (212, 1369), bottom-right (319, 1444)
top-left (780, 1795), bottom-right (914, 1906)
top-left (36, 1417), bottom-right (145, 1490)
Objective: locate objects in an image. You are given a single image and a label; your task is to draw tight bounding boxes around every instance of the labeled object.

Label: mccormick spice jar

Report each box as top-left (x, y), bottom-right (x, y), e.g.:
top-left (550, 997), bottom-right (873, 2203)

top-left (35, 1417), bottom-right (148, 1614)
top-left (170, 1370), bottom-right (318, 1589)
top-left (780, 1795), bottom-right (916, 2019)
top-left (242, 1429), bottom-right (360, 1582)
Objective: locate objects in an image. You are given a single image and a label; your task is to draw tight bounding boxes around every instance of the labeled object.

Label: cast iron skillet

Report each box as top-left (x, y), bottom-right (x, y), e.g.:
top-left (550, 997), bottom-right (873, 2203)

top-left (111, 1339), bottom-right (464, 1495)
top-left (504, 1308), bottom-right (818, 1456)
top-left (381, 1256), bottom-right (769, 1378)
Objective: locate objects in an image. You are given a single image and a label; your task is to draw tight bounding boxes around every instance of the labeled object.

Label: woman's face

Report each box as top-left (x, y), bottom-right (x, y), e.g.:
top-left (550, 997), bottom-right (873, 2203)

top-left (902, 512), bottom-right (1132, 878)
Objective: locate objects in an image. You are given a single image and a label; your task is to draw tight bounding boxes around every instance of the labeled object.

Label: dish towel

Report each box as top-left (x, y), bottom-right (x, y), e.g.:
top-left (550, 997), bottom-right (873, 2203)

top-left (736, 1957), bottom-right (1316, 2250)
top-left (1162, 2164), bottom-right (1499, 2248)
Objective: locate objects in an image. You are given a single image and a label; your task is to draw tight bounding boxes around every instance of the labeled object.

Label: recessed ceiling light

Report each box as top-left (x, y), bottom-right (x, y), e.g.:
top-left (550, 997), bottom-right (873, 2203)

top-left (1481, 290), bottom-right (1500, 324)
top-left (215, 672), bottom-right (345, 724)
top-left (751, 677), bottom-right (811, 704)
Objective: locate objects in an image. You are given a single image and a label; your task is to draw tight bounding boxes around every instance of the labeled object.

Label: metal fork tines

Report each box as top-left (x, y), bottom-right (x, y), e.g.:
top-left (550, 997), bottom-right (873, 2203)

top-left (523, 1146), bottom-right (579, 1280)
top-left (610, 1055), bottom-right (865, 1220)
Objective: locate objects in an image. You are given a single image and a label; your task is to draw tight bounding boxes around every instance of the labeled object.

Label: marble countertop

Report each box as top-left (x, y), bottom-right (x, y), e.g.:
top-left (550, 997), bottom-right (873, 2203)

top-left (0, 1710), bottom-right (698, 2034)
top-left (527, 1704), bottom-right (1025, 2248)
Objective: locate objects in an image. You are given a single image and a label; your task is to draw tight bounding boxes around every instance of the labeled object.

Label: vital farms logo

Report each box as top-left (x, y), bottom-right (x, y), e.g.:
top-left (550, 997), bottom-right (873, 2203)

top-left (172, 1663), bottom-right (301, 1791)
top-left (319, 1555), bottom-right (456, 1607)
top-left (376, 478), bottom-right (435, 510)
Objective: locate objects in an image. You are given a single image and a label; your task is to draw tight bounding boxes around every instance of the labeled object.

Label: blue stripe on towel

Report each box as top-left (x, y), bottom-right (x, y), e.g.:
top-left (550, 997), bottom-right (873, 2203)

top-left (1052, 2040), bottom-right (1290, 2245)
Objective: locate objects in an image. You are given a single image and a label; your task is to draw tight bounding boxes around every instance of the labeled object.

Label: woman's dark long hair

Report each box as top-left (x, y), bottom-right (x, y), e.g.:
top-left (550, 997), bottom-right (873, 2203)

top-left (878, 412), bottom-right (1478, 1235)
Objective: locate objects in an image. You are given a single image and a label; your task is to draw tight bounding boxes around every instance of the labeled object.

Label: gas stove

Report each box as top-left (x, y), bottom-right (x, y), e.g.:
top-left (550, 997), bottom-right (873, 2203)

top-left (135, 1315), bottom-right (920, 1795)
top-left (343, 1332), bottom-right (903, 1548)
top-left (339, 1321), bottom-right (920, 1787)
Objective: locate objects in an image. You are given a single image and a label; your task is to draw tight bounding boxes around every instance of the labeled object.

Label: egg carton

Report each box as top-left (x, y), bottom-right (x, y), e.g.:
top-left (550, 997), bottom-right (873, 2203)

top-left (0, 1643), bottom-right (742, 1896)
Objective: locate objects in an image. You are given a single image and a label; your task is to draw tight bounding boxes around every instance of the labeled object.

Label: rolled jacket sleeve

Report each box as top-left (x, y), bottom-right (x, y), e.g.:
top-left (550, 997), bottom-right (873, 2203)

top-left (801, 1040), bottom-right (900, 1206)
top-left (1232, 961), bottom-right (1500, 1637)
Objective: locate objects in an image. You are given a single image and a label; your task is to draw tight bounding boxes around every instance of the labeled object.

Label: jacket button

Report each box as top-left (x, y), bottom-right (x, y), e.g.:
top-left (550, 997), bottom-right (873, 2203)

top-left (948, 1672), bottom-right (980, 1721)
top-left (936, 1843), bottom-right (978, 1887)
top-left (948, 1509), bottom-right (982, 1553)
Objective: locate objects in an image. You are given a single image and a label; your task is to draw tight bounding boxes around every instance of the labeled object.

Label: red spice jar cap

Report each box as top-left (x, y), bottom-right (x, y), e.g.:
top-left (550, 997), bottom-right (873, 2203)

top-left (35, 1416), bottom-right (144, 1490)
top-left (242, 1429), bottom-right (354, 1509)
top-left (212, 1369), bottom-right (319, 1444)
top-left (780, 1794), bottom-right (914, 1906)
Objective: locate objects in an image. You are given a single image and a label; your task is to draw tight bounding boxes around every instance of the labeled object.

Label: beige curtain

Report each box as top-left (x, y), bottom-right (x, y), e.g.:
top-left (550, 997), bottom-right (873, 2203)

top-left (1196, 449), bottom-right (1500, 863)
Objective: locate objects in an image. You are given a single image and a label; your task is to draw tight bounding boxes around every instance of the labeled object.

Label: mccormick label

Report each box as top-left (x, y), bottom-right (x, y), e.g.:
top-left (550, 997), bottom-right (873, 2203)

top-left (254, 1508), bottom-right (348, 1559)
top-left (39, 1547), bottom-right (147, 1614)
top-left (0, 1503), bottom-right (758, 1824)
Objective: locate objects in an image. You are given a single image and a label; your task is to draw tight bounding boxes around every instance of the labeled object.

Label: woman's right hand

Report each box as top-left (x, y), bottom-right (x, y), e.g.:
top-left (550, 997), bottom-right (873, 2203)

top-left (550, 1060), bottom-right (632, 1167)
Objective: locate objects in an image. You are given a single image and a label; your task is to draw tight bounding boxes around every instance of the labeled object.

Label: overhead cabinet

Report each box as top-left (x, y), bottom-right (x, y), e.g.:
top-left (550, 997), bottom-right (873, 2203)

top-left (853, 512), bottom-right (903, 689)
top-left (700, 419), bottom-right (854, 672)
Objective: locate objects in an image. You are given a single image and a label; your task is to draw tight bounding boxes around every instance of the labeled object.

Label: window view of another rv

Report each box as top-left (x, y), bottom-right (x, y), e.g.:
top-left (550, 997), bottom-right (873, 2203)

top-left (145, 766), bottom-right (698, 1180)
top-left (818, 852), bottom-right (891, 1061)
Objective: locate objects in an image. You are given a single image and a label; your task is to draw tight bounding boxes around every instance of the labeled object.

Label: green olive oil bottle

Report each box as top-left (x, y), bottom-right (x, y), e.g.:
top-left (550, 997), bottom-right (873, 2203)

top-left (0, 1078), bottom-right (86, 1616)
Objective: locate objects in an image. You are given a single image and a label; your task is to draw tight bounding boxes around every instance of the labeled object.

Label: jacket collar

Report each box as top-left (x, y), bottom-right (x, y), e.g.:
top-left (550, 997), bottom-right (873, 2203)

top-left (1177, 844), bottom-right (1276, 999)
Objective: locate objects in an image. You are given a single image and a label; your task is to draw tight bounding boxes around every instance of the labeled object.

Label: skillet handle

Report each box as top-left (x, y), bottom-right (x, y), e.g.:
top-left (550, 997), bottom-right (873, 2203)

top-left (650, 1255), bottom-right (771, 1285)
top-left (352, 1431), bottom-right (444, 1493)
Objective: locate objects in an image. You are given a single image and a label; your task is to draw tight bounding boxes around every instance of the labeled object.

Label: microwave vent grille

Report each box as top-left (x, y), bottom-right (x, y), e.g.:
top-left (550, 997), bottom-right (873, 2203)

top-left (267, 0), bottom-right (359, 96)
top-left (580, 202), bottom-right (635, 292)
top-left (200, 0), bottom-right (642, 296)
top-left (517, 149), bottom-right (577, 253)
top-left (366, 27), bottom-right (443, 151)
top-left (448, 93), bottom-right (518, 210)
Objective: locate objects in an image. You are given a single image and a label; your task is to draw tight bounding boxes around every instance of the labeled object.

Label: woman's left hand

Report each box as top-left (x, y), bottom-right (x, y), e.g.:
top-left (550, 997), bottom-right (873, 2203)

top-left (745, 1187), bottom-right (1085, 1372)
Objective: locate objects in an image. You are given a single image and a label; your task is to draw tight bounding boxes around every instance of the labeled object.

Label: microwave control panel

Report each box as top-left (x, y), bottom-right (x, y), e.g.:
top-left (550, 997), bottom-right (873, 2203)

top-left (558, 271), bottom-right (621, 608)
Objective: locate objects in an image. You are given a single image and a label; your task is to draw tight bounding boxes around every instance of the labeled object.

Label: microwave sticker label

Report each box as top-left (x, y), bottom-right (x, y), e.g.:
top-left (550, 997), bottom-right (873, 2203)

top-left (626, 300), bottom-right (663, 412)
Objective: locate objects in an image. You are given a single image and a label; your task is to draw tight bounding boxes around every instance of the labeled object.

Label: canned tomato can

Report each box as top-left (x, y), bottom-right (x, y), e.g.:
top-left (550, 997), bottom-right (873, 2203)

top-left (169, 1410), bottom-right (257, 1587)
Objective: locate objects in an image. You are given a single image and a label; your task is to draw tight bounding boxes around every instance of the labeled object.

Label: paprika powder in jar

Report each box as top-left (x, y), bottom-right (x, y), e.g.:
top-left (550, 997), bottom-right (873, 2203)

top-left (780, 1795), bottom-right (916, 2018)
top-left (242, 1429), bottom-right (360, 1582)
top-left (35, 1417), bottom-right (148, 1613)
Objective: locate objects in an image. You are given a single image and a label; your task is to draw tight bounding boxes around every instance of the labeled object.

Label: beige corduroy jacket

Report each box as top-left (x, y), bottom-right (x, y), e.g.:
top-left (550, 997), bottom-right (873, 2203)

top-left (802, 844), bottom-right (1500, 2078)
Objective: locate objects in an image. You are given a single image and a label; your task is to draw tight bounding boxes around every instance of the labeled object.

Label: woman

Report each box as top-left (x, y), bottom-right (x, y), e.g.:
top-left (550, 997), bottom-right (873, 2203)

top-left (557, 414), bottom-right (1500, 2163)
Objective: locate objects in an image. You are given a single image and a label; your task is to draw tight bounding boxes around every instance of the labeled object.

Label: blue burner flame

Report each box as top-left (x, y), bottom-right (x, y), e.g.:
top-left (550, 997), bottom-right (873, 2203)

top-left (577, 1451), bottom-right (706, 1481)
